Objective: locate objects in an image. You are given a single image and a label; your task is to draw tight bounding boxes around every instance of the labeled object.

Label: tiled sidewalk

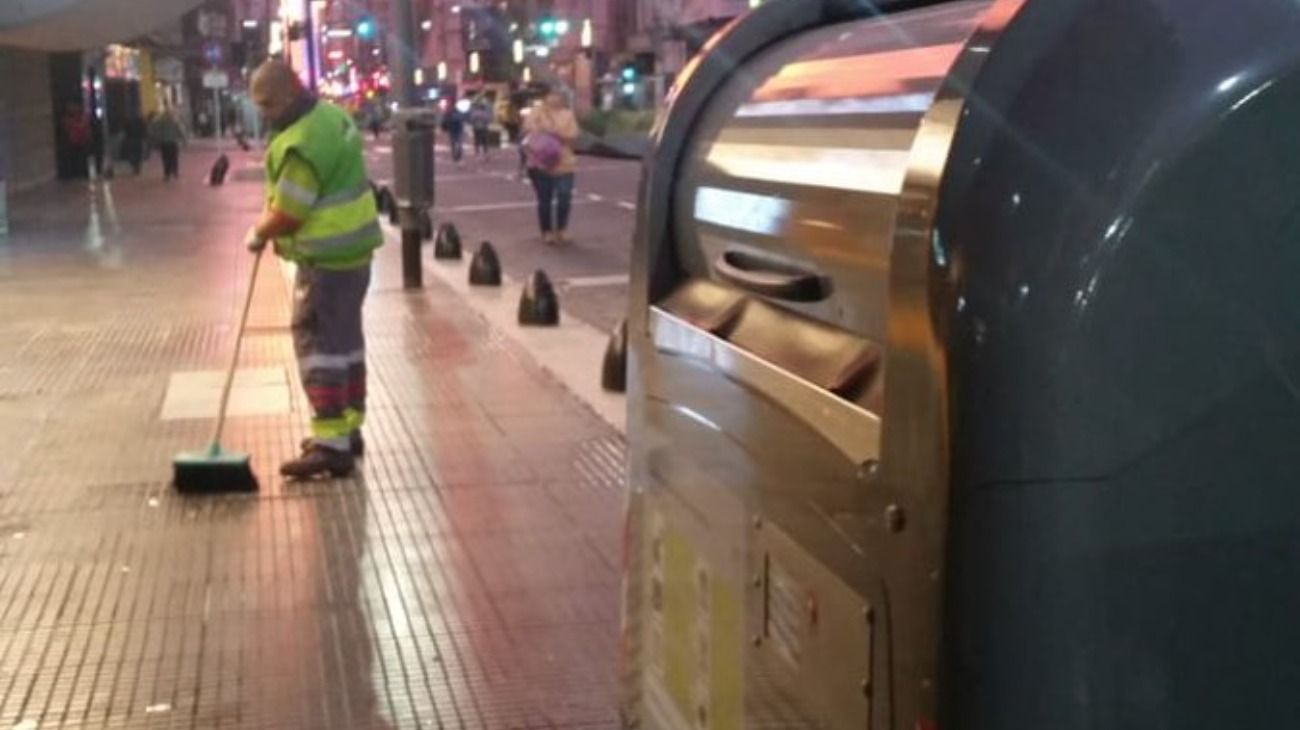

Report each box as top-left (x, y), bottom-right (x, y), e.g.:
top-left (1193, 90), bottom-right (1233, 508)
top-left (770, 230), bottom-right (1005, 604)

top-left (0, 146), bottom-right (625, 729)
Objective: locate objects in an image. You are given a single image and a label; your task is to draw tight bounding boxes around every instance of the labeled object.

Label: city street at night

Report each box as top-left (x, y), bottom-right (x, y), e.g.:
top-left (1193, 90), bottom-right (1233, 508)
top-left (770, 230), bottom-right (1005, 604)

top-left (0, 138), bottom-right (629, 729)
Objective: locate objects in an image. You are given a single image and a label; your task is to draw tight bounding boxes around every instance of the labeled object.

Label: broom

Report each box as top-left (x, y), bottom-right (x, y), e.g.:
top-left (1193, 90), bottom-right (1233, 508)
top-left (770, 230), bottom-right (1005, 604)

top-left (173, 247), bottom-right (264, 493)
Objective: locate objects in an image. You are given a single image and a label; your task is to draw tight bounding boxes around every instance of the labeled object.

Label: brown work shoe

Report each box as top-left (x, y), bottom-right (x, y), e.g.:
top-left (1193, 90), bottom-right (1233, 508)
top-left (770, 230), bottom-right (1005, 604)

top-left (280, 445), bottom-right (355, 480)
top-left (300, 432), bottom-right (364, 457)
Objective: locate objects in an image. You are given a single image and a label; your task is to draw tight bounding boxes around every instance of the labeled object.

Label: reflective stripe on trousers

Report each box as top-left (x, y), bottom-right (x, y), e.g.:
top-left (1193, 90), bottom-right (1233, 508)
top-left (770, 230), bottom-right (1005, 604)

top-left (292, 262), bottom-right (371, 451)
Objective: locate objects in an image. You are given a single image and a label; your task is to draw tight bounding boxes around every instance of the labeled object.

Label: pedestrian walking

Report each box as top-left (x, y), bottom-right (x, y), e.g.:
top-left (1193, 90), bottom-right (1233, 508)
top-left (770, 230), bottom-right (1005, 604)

top-left (122, 114), bottom-right (146, 175)
top-left (149, 107), bottom-right (185, 181)
top-left (469, 101), bottom-right (492, 160)
top-left (60, 103), bottom-right (92, 179)
top-left (441, 101), bottom-right (467, 165)
top-left (500, 95), bottom-right (525, 178)
top-left (90, 114), bottom-right (105, 178)
top-left (246, 59), bottom-right (382, 479)
top-left (523, 87), bottom-right (579, 246)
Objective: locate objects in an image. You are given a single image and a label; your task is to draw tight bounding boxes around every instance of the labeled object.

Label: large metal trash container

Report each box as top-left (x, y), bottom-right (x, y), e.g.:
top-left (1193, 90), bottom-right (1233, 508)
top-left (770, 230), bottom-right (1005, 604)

top-left (621, 0), bottom-right (1300, 728)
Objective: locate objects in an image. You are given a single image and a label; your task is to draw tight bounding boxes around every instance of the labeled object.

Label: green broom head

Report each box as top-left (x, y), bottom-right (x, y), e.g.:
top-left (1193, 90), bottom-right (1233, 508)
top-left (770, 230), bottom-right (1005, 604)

top-left (173, 443), bottom-right (259, 493)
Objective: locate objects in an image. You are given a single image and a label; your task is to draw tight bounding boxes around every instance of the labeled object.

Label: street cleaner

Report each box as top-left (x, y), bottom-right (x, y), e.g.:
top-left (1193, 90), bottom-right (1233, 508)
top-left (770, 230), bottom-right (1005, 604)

top-left (246, 59), bottom-right (382, 479)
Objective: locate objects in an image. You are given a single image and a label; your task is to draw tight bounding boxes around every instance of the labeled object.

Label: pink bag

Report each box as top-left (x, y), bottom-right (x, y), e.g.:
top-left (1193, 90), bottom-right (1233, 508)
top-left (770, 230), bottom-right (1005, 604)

top-left (524, 131), bottom-right (563, 171)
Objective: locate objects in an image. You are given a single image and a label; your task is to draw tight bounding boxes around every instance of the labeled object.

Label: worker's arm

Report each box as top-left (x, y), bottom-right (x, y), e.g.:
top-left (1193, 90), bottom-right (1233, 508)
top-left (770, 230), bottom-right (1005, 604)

top-left (248, 152), bottom-right (319, 249)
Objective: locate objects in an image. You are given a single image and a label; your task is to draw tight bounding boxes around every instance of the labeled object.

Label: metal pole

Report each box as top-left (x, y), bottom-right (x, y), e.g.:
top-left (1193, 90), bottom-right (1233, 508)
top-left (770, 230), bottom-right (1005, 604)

top-left (390, 0), bottom-right (418, 108)
top-left (214, 89), bottom-right (223, 153)
top-left (401, 228), bottom-right (422, 289)
top-left (304, 0), bottom-right (318, 92)
top-left (0, 99), bottom-right (8, 238)
top-left (392, 0), bottom-right (423, 289)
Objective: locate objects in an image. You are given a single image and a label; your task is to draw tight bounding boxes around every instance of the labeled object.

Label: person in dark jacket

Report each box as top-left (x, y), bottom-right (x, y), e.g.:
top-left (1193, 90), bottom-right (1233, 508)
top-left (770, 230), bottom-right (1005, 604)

top-left (61, 103), bottom-right (92, 179)
top-left (149, 107), bottom-right (186, 181)
top-left (469, 101), bottom-right (492, 160)
top-left (441, 102), bottom-right (466, 165)
top-left (122, 115), bottom-right (146, 175)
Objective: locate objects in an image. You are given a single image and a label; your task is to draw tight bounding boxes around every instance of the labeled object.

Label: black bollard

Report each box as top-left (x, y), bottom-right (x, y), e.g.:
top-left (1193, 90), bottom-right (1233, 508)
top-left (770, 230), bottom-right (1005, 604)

top-left (378, 186), bottom-right (396, 219)
top-left (434, 223), bottom-right (462, 260)
top-left (601, 318), bottom-right (628, 393)
top-left (208, 154), bottom-right (230, 186)
top-left (518, 270), bottom-right (560, 326)
top-left (468, 242), bottom-right (502, 286)
top-left (387, 192), bottom-right (400, 226)
top-left (371, 181), bottom-right (386, 213)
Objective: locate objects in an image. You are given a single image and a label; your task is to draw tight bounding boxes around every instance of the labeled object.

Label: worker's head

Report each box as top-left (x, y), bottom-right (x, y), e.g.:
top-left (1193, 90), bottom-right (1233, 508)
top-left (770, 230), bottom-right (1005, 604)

top-left (251, 59), bottom-right (306, 128)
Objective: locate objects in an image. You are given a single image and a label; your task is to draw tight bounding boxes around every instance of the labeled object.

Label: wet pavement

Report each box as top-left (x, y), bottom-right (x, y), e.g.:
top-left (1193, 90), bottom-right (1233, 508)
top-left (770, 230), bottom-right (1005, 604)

top-left (0, 141), bottom-right (626, 729)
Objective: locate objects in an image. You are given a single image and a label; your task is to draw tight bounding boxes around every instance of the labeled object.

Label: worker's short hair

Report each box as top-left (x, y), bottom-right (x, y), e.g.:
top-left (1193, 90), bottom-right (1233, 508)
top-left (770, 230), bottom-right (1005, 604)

top-left (251, 59), bottom-right (304, 97)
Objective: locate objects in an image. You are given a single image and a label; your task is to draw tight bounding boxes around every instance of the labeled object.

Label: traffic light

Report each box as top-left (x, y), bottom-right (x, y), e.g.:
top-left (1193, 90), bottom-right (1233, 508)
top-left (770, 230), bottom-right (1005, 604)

top-left (356, 16), bottom-right (376, 40)
top-left (620, 63), bottom-right (637, 83)
top-left (537, 17), bottom-right (569, 42)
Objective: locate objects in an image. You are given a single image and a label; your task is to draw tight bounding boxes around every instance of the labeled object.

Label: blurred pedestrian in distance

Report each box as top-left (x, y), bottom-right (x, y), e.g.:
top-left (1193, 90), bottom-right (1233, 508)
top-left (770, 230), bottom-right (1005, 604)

top-left (90, 113), bottom-right (105, 178)
top-left (61, 102), bottom-right (92, 179)
top-left (149, 106), bottom-right (186, 181)
top-left (499, 94), bottom-right (525, 177)
top-left (122, 115), bottom-right (146, 175)
top-left (441, 100), bottom-right (467, 165)
top-left (523, 86), bottom-right (579, 246)
top-left (469, 101), bottom-right (492, 160)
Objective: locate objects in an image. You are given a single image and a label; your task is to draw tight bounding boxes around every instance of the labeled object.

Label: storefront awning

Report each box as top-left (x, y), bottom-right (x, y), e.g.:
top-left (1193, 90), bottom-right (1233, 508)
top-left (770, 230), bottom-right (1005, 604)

top-left (0, 0), bottom-right (208, 51)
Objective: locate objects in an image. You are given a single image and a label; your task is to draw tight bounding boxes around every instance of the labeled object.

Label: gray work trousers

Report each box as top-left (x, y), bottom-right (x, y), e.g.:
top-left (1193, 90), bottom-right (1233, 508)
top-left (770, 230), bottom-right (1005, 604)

top-left (292, 262), bottom-right (371, 451)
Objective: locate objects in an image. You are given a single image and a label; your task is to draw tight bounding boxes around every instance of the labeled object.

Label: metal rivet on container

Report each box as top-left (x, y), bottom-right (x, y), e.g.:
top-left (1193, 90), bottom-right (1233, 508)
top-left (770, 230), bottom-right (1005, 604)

top-left (752, 635), bottom-right (763, 648)
top-left (752, 574), bottom-right (763, 589)
top-left (863, 604), bottom-right (874, 624)
top-left (857, 460), bottom-right (879, 480)
top-left (752, 516), bottom-right (763, 530)
top-left (860, 678), bottom-right (872, 696)
top-left (885, 504), bottom-right (905, 533)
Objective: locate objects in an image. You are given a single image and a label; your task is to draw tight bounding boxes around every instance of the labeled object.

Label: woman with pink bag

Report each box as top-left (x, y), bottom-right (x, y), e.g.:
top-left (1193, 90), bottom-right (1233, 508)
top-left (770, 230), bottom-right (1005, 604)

top-left (523, 86), bottom-right (580, 245)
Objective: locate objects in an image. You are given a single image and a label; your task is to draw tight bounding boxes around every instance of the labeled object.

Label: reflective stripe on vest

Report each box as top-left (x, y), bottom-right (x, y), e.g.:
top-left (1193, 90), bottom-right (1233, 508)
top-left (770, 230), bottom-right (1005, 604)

top-left (266, 102), bottom-right (381, 268)
top-left (294, 184), bottom-right (382, 261)
top-left (313, 181), bottom-right (371, 209)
